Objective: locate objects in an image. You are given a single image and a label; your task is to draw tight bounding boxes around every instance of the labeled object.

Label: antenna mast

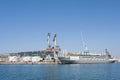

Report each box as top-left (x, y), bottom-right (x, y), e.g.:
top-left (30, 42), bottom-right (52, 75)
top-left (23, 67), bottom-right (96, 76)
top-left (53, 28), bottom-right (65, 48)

top-left (81, 32), bottom-right (88, 54)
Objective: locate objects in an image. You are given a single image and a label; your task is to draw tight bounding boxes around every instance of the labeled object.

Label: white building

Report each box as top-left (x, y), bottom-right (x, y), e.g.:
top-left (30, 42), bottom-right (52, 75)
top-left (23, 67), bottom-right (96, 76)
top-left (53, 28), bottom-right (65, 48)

top-left (31, 56), bottom-right (42, 62)
top-left (22, 56), bottom-right (32, 62)
top-left (9, 56), bottom-right (20, 62)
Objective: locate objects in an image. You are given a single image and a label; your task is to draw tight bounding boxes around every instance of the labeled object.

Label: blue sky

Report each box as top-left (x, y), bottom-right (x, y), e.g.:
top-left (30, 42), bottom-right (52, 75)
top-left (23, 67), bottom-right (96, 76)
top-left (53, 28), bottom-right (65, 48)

top-left (0, 0), bottom-right (120, 57)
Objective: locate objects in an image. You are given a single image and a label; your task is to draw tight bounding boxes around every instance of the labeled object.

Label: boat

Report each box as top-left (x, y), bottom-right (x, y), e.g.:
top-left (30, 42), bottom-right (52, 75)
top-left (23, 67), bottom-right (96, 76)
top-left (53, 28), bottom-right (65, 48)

top-left (58, 34), bottom-right (115, 64)
top-left (58, 50), bottom-right (115, 64)
top-left (53, 33), bottom-right (115, 64)
top-left (58, 54), bottom-right (115, 64)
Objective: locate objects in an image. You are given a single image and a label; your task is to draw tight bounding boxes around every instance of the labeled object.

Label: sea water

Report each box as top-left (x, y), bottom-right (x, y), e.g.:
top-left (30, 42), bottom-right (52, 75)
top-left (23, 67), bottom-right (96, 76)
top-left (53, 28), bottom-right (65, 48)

top-left (0, 63), bottom-right (120, 80)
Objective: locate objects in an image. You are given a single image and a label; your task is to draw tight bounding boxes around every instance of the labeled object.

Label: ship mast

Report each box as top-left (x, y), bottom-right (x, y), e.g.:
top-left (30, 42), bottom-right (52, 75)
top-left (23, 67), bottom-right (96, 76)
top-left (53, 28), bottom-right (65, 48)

top-left (81, 32), bottom-right (89, 54)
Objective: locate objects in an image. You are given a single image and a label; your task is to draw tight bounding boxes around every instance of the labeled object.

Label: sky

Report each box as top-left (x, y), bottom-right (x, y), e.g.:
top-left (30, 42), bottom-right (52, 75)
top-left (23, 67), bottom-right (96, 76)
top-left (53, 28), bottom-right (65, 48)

top-left (0, 0), bottom-right (120, 57)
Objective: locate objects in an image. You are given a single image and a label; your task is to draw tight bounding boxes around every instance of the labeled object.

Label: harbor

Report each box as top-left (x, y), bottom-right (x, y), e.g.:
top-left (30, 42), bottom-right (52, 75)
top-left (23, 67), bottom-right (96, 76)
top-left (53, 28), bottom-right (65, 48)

top-left (0, 33), bottom-right (118, 64)
top-left (0, 1), bottom-right (120, 80)
top-left (0, 33), bottom-right (61, 64)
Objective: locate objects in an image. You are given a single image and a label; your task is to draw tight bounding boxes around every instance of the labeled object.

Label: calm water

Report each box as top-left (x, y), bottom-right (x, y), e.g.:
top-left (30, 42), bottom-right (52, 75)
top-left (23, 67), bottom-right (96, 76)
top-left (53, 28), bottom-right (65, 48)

top-left (0, 63), bottom-right (120, 80)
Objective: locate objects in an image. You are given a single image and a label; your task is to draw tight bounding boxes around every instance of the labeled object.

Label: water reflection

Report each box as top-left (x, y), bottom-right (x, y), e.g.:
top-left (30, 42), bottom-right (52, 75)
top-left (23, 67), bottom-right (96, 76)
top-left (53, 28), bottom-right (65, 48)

top-left (0, 64), bottom-right (120, 80)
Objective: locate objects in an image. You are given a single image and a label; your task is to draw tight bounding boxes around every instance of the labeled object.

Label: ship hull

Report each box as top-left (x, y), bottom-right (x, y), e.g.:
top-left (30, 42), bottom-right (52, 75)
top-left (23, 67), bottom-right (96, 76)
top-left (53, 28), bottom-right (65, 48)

top-left (58, 57), bottom-right (115, 64)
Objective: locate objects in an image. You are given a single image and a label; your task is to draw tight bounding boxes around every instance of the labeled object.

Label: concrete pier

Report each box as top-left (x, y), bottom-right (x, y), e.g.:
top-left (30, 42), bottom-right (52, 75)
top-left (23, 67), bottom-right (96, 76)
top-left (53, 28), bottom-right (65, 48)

top-left (0, 61), bottom-right (60, 65)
